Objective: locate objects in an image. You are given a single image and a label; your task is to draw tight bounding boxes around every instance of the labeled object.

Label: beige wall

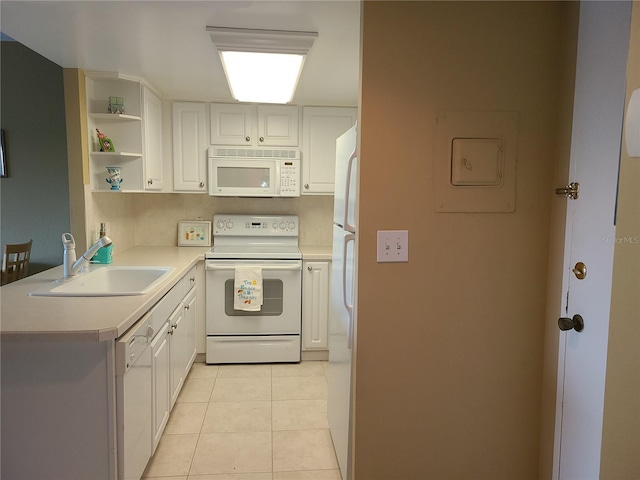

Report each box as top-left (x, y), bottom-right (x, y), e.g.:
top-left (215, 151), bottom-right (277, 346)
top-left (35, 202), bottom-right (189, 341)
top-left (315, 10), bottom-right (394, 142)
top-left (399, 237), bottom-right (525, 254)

top-left (355, 2), bottom-right (574, 478)
top-left (86, 193), bottom-right (333, 250)
top-left (63, 69), bottom-right (90, 253)
top-left (601, 3), bottom-right (640, 478)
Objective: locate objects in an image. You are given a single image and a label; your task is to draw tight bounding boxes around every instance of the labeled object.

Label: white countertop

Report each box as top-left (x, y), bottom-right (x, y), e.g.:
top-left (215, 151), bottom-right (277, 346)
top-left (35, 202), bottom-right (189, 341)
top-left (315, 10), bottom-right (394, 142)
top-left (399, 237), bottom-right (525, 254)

top-left (1, 244), bottom-right (332, 342)
top-left (0, 246), bottom-right (210, 342)
top-left (299, 245), bottom-right (332, 261)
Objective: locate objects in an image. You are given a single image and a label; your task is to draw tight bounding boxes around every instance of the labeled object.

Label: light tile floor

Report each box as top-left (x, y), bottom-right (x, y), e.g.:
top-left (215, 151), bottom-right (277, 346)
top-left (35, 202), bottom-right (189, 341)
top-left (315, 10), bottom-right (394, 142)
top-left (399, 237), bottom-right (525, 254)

top-left (143, 360), bottom-right (342, 480)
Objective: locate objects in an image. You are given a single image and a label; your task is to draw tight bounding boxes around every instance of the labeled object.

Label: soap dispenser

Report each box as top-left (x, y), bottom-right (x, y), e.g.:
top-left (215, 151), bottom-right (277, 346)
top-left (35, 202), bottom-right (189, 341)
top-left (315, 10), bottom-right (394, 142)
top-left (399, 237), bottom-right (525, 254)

top-left (91, 223), bottom-right (113, 264)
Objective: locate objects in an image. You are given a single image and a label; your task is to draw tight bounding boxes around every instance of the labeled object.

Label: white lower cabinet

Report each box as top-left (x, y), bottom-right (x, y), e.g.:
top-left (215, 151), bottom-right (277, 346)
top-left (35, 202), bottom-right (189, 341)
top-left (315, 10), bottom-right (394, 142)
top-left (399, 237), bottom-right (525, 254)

top-left (168, 303), bottom-right (186, 408)
top-left (151, 322), bottom-right (171, 453)
top-left (302, 261), bottom-right (330, 351)
top-left (150, 266), bottom-right (198, 450)
top-left (183, 286), bottom-right (198, 377)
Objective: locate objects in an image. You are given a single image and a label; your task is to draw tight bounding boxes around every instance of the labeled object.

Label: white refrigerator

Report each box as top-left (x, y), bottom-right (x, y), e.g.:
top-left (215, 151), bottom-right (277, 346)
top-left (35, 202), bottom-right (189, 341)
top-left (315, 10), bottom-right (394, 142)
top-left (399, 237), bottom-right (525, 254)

top-left (328, 124), bottom-right (357, 480)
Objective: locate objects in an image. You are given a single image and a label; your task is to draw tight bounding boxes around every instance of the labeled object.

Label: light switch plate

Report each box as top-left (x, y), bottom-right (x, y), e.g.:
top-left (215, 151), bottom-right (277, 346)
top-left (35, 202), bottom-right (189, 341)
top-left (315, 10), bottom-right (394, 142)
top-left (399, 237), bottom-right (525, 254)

top-left (376, 230), bottom-right (409, 263)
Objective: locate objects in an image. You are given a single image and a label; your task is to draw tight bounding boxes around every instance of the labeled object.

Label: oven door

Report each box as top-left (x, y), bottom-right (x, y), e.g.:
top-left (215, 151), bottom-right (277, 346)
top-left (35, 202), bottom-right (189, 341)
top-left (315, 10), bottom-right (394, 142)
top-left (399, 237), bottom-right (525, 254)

top-left (205, 259), bottom-right (302, 335)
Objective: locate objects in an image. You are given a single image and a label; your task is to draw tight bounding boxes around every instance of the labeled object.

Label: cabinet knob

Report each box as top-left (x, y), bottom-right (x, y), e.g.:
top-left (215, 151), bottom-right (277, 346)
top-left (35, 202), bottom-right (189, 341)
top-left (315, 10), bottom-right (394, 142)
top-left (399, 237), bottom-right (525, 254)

top-left (199, 182), bottom-right (205, 188)
top-left (259, 136), bottom-right (265, 142)
top-left (185, 304), bottom-right (190, 310)
top-left (147, 179), bottom-right (153, 185)
top-left (304, 184), bottom-right (310, 189)
top-left (190, 277), bottom-right (195, 283)
top-left (307, 265), bottom-right (313, 271)
top-left (245, 136), bottom-right (251, 142)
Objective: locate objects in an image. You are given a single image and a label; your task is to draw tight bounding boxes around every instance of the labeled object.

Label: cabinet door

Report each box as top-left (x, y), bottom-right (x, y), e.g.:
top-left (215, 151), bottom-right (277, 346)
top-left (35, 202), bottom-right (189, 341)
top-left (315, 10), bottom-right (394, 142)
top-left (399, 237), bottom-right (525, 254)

top-left (183, 286), bottom-right (197, 378)
top-left (151, 322), bottom-right (170, 453)
top-left (172, 102), bottom-right (207, 192)
top-left (302, 107), bottom-right (357, 194)
top-left (257, 105), bottom-right (299, 147)
top-left (169, 304), bottom-right (185, 408)
top-left (302, 261), bottom-right (330, 350)
top-left (143, 87), bottom-right (164, 191)
top-left (210, 103), bottom-right (255, 146)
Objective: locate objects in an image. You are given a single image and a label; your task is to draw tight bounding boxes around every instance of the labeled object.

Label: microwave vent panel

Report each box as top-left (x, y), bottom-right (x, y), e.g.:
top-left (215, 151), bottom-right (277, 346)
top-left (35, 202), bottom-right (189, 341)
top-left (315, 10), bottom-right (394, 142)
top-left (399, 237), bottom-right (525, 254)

top-left (211, 148), bottom-right (300, 160)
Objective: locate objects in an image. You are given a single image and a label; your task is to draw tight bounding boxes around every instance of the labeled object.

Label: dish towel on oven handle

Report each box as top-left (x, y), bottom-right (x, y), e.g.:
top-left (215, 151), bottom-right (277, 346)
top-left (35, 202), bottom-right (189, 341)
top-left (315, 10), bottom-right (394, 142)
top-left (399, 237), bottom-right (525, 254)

top-left (234, 266), bottom-right (263, 312)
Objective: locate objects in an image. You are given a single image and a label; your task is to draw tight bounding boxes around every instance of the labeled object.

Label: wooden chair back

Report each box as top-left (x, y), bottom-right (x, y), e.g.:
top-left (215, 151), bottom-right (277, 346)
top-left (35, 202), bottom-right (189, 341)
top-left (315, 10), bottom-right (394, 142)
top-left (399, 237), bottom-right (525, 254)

top-left (1, 240), bottom-right (33, 285)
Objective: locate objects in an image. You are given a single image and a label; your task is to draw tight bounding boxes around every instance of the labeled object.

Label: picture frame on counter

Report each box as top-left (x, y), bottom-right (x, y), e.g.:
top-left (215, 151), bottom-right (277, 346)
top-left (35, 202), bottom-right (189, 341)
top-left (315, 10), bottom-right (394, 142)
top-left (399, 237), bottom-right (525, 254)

top-left (178, 220), bottom-right (212, 246)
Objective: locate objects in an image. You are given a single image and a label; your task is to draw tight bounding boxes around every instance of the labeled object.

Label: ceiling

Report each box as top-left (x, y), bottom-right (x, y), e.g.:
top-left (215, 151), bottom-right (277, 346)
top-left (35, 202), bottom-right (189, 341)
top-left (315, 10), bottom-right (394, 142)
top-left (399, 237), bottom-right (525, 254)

top-left (0, 1), bottom-right (361, 106)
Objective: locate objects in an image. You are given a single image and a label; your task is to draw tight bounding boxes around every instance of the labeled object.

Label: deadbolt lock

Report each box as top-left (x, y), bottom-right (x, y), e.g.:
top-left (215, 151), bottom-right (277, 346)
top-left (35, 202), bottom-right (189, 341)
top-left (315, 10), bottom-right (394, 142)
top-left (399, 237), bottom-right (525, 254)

top-left (572, 261), bottom-right (587, 280)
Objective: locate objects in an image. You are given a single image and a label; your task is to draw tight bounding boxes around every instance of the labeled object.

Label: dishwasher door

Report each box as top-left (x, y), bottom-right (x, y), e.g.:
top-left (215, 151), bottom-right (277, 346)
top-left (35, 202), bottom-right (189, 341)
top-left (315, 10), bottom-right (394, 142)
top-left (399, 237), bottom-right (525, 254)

top-left (116, 312), bottom-right (154, 480)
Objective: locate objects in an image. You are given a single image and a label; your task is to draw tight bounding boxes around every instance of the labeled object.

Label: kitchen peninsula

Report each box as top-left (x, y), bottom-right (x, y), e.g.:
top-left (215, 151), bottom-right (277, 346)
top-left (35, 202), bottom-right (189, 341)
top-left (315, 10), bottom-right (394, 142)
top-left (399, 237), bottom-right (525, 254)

top-left (0, 245), bottom-right (209, 480)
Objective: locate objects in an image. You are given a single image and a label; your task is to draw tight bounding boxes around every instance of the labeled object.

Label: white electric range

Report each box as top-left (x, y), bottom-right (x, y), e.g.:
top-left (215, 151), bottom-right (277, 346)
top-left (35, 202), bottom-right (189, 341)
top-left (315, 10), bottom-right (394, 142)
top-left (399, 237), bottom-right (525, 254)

top-left (205, 214), bottom-right (302, 364)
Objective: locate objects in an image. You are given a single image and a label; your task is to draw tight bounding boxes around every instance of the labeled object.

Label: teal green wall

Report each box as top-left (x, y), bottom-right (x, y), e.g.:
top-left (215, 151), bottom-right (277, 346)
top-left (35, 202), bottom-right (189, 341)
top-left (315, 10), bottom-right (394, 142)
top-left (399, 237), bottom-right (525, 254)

top-left (0, 40), bottom-right (70, 275)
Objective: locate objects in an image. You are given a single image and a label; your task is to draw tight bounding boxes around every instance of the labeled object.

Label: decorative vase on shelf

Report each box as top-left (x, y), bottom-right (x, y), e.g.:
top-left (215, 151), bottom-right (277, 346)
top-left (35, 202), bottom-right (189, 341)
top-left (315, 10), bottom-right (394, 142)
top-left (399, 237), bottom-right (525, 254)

top-left (106, 166), bottom-right (123, 191)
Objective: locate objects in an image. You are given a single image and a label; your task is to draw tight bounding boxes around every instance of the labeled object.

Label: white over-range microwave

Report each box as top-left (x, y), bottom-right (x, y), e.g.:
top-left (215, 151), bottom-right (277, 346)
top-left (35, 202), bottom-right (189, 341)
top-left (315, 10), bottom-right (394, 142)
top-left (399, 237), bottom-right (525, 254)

top-left (207, 147), bottom-right (301, 197)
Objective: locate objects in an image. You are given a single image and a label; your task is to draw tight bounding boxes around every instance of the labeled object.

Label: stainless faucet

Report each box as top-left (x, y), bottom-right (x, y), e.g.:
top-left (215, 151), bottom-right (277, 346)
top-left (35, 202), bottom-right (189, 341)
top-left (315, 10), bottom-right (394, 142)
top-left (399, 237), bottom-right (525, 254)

top-left (62, 233), bottom-right (113, 277)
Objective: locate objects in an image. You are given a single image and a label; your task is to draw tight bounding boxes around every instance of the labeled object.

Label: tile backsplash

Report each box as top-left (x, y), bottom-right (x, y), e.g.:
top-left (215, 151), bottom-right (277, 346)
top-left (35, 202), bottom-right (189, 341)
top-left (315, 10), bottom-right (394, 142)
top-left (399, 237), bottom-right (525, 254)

top-left (88, 192), bottom-right (334, 252)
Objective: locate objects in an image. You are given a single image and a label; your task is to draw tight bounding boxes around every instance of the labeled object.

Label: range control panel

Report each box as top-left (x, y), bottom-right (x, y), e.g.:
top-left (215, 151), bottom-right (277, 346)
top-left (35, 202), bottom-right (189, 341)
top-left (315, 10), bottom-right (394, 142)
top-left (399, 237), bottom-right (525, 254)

top-left (213, 214), bottom-right (299, 236)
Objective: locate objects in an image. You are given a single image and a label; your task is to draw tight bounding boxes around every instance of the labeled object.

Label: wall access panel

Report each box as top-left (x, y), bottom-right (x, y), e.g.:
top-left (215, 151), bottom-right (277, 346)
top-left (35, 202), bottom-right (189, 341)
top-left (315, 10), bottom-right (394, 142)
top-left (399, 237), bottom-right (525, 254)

top-left (434, 111), bottom-right (518, 212)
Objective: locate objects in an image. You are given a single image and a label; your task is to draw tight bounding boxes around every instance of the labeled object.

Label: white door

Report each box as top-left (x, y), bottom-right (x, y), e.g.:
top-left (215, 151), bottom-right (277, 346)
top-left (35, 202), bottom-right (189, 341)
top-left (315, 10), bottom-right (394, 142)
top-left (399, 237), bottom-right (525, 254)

top-left (554, 2), bottom-right (632, 479)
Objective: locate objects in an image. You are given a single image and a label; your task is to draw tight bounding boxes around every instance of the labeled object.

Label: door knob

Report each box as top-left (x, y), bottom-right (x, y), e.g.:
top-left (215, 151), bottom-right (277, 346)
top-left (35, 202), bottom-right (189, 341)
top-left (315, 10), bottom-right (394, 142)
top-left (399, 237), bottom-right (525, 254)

top-left (558, 314), bottom-right (584, 332)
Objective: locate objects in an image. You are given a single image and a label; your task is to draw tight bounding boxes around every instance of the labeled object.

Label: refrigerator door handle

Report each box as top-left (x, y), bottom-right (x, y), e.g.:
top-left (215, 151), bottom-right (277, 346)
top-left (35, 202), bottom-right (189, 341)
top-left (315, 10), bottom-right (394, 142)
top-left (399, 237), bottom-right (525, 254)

top-left (342, 148), bottom-right (357, 233)
top-left (343, 233), bottom-right (356, 349)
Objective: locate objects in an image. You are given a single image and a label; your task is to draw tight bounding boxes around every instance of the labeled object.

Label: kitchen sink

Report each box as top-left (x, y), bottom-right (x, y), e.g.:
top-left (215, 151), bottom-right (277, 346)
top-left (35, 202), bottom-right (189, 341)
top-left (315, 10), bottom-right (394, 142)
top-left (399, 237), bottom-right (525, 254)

top-left (29, 266), bottom-right (175, 297)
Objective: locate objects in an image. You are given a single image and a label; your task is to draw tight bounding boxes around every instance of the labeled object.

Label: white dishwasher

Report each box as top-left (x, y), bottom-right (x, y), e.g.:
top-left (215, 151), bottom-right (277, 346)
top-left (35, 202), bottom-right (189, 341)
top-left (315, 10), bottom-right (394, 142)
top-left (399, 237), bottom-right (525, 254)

top-left (116, 312), bottom-right (154, 480)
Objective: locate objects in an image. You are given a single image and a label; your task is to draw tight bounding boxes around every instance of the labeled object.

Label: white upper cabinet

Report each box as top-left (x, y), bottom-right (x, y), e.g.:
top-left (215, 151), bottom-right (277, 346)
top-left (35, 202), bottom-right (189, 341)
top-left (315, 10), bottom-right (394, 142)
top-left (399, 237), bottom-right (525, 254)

top-left (257, 105), bottom-right (299, 147)
top-left (301, 106), bottom-right (357, 194)
top-left (143, 86), bottom-right (164, 191)
top-left (210, 103), bottom-right (299, 147)
top-left (172, 102), bottom-right (207, 192)
top-left (85, 72), bottom-right (164, 192)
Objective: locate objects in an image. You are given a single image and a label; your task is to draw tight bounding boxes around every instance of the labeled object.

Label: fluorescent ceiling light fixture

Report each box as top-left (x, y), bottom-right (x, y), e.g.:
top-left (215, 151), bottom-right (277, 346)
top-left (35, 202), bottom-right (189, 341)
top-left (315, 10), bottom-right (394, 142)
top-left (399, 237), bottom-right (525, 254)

top-left (220, 51), bottom-right (304, 103)
top-left (207, 27), bottom-right (318, 104)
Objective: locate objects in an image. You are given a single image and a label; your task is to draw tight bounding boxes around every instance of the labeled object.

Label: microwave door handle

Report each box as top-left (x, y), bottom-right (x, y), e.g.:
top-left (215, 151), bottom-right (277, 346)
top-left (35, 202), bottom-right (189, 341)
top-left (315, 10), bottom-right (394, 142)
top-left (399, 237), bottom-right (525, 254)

top-left (342, 148), bottom-right (357, 233)
top-left (275, 162), bottom-right (281, 194)
top-left (343, 233), bottom-right (355, 349)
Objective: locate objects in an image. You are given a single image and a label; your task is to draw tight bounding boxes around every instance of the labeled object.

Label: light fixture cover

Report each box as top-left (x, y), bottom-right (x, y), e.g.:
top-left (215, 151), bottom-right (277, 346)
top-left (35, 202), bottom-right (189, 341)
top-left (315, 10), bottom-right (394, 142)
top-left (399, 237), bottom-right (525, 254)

top-left (207, 26), bottom-right (317, 104)
top-left (220, 51), bottom-right (305, 104)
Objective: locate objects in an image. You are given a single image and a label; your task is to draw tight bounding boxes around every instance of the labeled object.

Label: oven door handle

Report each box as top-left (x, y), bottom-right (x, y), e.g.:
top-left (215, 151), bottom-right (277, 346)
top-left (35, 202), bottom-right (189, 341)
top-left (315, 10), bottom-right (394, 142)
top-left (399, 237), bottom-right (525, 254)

top-left (206, 263), bottom-right (302, 271)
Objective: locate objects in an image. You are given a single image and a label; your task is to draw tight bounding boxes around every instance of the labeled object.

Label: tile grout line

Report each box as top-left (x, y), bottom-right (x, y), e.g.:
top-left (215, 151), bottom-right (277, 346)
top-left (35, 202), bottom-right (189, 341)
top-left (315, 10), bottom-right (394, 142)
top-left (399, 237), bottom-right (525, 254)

top-left (186, 366), bottom-right (218, 477)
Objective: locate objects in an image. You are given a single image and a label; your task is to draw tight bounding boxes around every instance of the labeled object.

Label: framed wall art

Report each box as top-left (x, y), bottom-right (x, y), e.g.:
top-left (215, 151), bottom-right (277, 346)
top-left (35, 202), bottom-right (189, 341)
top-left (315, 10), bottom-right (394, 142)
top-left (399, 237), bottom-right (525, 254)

top-left (178, 220), bottom-right (212, 246)
top-left (1, 129), bottom-right (7, 178)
